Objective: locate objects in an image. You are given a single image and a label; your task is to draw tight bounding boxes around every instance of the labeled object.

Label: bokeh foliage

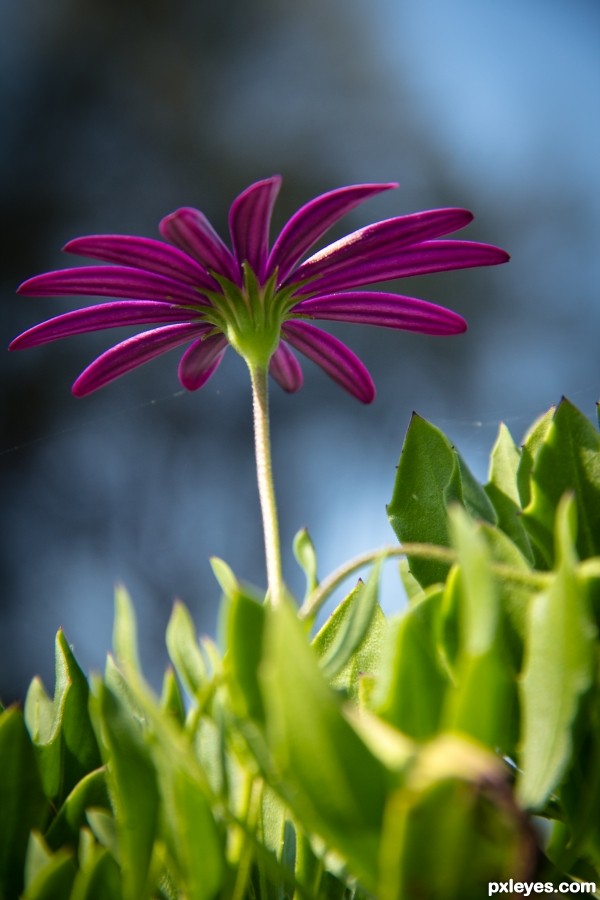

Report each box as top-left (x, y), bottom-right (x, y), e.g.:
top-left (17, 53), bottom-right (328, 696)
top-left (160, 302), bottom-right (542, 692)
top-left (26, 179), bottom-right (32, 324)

top-left (2, 397), bottom-right (599, 899)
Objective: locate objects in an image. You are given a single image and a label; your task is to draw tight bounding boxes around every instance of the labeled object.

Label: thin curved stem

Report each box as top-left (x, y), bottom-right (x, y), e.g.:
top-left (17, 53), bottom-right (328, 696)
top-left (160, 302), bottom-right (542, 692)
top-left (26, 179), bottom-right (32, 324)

top-left (249, 363), bottom-right (284, 606)
top-left (299, 542), bottom-right (551, 621)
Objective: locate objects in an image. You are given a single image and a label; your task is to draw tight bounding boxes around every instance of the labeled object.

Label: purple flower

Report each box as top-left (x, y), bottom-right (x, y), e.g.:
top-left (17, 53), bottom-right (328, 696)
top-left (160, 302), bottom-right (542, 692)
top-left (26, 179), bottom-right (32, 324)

top-left (10, 176), bottom-right (508, 403)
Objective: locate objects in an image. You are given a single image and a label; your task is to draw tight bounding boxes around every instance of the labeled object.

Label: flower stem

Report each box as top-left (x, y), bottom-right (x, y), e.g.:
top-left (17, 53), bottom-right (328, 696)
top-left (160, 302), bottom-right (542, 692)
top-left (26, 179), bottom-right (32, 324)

top-left (249, 363), bottom-right (284, 605)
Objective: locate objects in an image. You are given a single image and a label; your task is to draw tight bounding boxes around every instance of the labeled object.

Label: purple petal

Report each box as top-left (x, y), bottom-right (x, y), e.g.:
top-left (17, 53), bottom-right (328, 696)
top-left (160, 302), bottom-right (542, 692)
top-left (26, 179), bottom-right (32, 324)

top-left (178, 333), bottom-right (228, 390)
top-left (291, 239), bottom-right (510, 295)
top-left (9, 301), bottom-right (205, 350)
top-left (292, 291), bottom-right (467, 335)
top-left (228, 176), bottom-right (282, 279)
top-left (72, 322), bottom-right (211, 396)
top-left (159, 207), bottom-right (240, 283)
top-left (64, 235), bottom-right (217, 290)
top-left (282, 320), bottom-right (375, 403)
top-left (17, 266), bottom-right (209, 306)
top-left (289, 209), bottom-right (474, 287)
top-left (268, 341), bottom-right (304, 393)
top-left (266, 182), bottom-right (398, 282)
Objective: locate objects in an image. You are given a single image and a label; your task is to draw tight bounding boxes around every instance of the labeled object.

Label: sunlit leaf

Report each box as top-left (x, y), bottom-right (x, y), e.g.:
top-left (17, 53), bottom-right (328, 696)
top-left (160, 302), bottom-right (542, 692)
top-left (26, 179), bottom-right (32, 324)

top-left (293, 527), bottom-right (319, 601)
top-left (90, 680), bottom-right (160, 900)
top-left (522, 398), bottom-right (600, 565)
top-left (518, 496), bottom-right (597, 808)
top-left (260, 598), bottom-right (391, 891)
top-left (45, 768), bottom-right (110, 853)
top-left (484, 423), bottom-right (534, 562)
top-left (374, 586), bottom-right (449, 740)
top-left (165, 601), bottom-right (207, 699)
top-left (24, 631), bottom-right (101, 806)
top-left (224, 589), bottom-right (267, 722)
top-left (312, 564), bottom-right (381, 683)
top-left (112, 585), bottom-right (141, 674)
top-left (388, 413), bottom-right (495, 587)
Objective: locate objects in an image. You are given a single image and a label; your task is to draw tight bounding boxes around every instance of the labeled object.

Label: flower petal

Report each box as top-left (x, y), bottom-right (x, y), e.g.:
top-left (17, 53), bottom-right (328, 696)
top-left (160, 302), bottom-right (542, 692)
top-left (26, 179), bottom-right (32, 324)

top-left (72, 322), bottom-right (211, 396)
top-left (292, 291), bottom-right (467, 335)
top-left (266, 182), bottom-right (398, 282)
top-left (159, 207), bottom-right (240, 283)
top-left (9, 301), bottom-right (202, 349)
top-left (282, 320), bottom-right (375, 403)
top-left (64, 235), bottom-right (217, 290)
top-left (289, 209), bottom-right (474, 286)
top-left (228, 176), bottom-right (282, 279)
top-left (268, 341), bottom-right (304, 393)
top-left (292, 238), bottom-right (510, 295)
top-left (17, 266), bottom-right (208, 305)
top-left (178, 333), bottom-right (228, 390)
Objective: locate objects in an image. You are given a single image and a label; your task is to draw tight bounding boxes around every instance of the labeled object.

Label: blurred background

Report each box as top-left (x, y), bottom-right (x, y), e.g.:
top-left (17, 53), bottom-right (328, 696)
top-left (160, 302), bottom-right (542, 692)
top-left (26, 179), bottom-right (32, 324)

top-left (1, 0), bottom-right (599, 703)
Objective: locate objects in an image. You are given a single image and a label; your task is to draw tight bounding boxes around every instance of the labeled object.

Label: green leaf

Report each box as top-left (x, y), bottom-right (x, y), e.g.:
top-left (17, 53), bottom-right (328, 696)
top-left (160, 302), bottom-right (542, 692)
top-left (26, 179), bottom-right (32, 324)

top-left (90, 680), bottom-right (160, 900)
top-left (0, 707), bottom-right (48, 899)
top-left (518, 495), bottom-right (597, 808)
top-left (159, 767), bottom-right (224, 900)
top-left (96, 659), bottom-right (225, 900)
top-left (522, 398), bottom-right (600, 565)
top-left (45, 768), bottom-right (110, 852)
top-left (477, 522), bottom-right (539, 652)
top-left (517, 405), bottom-right (555, 510)
top-left (160, 667), bottom-right (186, 725)
top-left (484, 423), bottom-right (534, 562)
top-left (293, 528), bottom-right (319, 601)
top-left (70, 829), bottom-right (123, 900)
top-left (224, 589), bottom-right (266, 722)
top-left (24, 631), bottom-right (101, 807)
top-left (165, 601), bottom-right (207, 699)
top-left (374, 587), bottom-right (449, 739)
top-left (84, 810), bottom-right (119, 860)
top-left (22, 832), bottom-right (76, 900)
top-left (112, 584), bottom-right (141, 674)
top-left (259, 598), bottom-right (391, 891)
top-left (210, 556), bottom-right (240, 598)
top-left (330, 603), bottom-right (387, 704)
top-left (388, 413), bottom-right (495, 588)
top-left (312, 563), bottom-right (381, 683)
top-left (442, 508), bottom-right (518, 754)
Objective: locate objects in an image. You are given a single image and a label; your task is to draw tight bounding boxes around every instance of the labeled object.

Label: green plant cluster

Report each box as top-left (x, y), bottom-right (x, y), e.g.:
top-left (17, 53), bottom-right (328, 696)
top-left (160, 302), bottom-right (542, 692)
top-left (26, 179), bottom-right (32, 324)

top-left (1, 397), bottom-right (600, 900)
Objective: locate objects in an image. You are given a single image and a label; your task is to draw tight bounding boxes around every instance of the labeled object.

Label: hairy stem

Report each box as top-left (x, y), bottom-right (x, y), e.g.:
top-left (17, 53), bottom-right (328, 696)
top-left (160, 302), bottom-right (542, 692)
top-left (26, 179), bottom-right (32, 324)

top-left (249, 364), bottom-right (284, 605)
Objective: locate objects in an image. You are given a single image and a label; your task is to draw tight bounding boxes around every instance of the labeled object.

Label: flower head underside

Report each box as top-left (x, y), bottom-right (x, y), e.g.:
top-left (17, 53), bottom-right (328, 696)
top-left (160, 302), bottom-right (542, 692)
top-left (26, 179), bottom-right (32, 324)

top-left (10, 176), bottom-right (509, 403)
